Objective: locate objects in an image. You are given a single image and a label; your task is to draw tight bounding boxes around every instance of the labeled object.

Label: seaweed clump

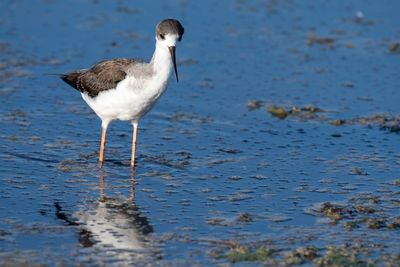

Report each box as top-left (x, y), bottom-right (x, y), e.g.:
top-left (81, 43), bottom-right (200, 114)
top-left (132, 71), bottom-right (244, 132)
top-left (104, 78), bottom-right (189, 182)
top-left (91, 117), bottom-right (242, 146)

top-left (267, 105), bottom-right (324, 120)
top-left (208, 241), bottom-right (391, 266)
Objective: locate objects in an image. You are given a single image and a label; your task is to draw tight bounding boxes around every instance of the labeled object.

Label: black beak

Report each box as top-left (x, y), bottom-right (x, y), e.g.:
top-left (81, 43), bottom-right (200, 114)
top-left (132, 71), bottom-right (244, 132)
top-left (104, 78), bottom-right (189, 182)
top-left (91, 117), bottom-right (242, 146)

top-left (168, 46), bottom-right (179, 82)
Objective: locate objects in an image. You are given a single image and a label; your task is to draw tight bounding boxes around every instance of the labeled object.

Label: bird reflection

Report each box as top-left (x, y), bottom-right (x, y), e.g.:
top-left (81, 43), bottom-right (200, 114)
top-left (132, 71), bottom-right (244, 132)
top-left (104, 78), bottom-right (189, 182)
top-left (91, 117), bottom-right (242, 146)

top-left (55, 170), bottom-right (155, 261)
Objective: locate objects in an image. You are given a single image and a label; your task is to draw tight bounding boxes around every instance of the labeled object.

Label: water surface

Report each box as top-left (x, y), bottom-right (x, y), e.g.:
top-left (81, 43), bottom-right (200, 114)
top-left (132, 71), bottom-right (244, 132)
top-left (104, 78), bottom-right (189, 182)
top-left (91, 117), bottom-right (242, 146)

top-left (1, 0), bottom-right (399, 265)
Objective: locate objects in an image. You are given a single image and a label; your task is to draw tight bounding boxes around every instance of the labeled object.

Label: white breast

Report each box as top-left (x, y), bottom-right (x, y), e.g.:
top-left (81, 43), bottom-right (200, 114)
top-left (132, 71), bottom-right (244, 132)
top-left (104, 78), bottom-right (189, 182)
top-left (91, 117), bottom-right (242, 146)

top-left (81, 62), bottom-right (171, 128)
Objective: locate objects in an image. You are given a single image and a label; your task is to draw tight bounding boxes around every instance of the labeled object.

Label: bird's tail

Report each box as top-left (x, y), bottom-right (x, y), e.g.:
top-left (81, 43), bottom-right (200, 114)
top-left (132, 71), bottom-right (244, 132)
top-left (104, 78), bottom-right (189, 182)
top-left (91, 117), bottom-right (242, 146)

top-left (47, 72), bottom-right (81, 90)
top-left (46, 73), bottom-right (66, 77)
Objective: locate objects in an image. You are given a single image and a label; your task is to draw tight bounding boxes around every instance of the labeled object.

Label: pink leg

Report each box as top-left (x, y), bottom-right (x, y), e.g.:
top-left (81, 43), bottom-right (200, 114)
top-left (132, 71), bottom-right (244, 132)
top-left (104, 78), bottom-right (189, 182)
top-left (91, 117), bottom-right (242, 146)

top-left (131, 123), bottom-right (138, 169)
top-left (99, 127), bottom-right (107, 167)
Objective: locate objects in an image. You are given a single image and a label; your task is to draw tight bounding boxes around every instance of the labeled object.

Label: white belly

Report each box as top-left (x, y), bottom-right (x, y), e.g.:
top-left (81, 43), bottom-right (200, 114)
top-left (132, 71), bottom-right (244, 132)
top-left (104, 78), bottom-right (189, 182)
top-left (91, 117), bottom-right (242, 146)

top-left (81, 76), bottom-right (168, 127)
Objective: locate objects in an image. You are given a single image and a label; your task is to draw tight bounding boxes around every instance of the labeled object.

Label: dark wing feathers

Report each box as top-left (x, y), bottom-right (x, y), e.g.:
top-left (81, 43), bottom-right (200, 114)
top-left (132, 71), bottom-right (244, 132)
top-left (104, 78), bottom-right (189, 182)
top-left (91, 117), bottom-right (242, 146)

top-left (61, 58), bottom-right (137, 97)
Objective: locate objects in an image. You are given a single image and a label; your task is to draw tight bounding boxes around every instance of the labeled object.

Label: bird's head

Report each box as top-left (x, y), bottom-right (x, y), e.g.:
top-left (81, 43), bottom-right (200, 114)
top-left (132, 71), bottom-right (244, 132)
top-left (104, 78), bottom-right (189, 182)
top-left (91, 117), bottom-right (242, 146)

top-left (155, 19), bottom-right (184, 82)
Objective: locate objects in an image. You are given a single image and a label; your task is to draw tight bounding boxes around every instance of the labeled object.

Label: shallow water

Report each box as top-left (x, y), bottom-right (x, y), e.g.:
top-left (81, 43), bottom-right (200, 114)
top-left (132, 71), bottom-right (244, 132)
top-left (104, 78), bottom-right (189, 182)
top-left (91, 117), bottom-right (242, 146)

top-left (1, 0), bottom-right (399, 266)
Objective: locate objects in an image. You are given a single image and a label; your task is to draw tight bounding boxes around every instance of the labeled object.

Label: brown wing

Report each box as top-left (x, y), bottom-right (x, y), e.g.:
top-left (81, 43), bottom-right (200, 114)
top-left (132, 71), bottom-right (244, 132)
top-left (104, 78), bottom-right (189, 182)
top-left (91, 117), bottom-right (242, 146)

top-left (61, 58), bottom-right (137, 97)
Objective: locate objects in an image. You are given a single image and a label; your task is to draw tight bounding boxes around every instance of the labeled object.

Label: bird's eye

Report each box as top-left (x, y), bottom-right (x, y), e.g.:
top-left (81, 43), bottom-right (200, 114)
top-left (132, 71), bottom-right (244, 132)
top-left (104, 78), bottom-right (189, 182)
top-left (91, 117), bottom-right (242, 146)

top-left (159, 34), bottom-right (165, 40)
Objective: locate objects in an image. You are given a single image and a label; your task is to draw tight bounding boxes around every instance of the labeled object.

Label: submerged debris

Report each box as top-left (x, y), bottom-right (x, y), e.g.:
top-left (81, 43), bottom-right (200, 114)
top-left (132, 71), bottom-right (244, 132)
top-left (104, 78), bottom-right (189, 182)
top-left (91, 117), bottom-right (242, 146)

top-left (285, 246), bottom-right (319, 265)
top-left (209, 241), bottom-right (394, 266)
top-left (207, 189), bottom-right (400, 265)
top-left (387, 218), bottom-right (400, 230)
top-left (267, 104), bottom-right (324, 120)
top-left (264, 102), bottom-right (400, 134)
top-left (350, 167), bottom-right (368, 176)
top-left (367, 218), bottom-right (387, 229)
top-left (237, 212), bottom-right (254, 223)
top-left (389, 42), bottom-right (400, 54)
top-left (218, 148), bottom-right (242, 154)
top-left (206, 213), bottom-right (255, 227)
top-left (314, 245), bottom-right (369, 267)
top-left (307, 33), bottom-right (336, 48)
top-left (307, 202), bottom-right (354, 223)
top-left (247, 99), bottom-right (264, 111)
top-left (206, 218), bottom-right (230, 226)
top-left (330, 114), bottom-right (400, 133)
top-left (267, 105), bottom-right (288, 119)
top-left (226, 246), bottom-right (274, 263)
top-left (306, 192), bottom-right (399, 231)
top-left (330, 119), bottom-right (346, 126)
top-left (212, 243), bottom-right (276, 264)
top-left (169, 112), bottom-right (212, 124)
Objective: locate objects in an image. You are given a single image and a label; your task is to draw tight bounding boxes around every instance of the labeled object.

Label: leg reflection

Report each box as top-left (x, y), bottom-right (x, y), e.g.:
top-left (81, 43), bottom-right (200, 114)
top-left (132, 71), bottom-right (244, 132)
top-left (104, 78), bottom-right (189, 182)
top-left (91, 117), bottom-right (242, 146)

top-left (130, 169), bottom-right (136, 203)
top-left (54, 169), bottom-right (154, 259)
top-left (99, 169), bottom-right (105, 203)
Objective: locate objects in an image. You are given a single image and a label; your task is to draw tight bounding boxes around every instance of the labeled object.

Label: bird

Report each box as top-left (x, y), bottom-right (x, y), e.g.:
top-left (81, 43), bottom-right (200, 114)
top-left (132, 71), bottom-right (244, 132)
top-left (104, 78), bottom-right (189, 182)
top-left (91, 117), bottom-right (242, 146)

top-left (60, 19), bottom-right (184, 169)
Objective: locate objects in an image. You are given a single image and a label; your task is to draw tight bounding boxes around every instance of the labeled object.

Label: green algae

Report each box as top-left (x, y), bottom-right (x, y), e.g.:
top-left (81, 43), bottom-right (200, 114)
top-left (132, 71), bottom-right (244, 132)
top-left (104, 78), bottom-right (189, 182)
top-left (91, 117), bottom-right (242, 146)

top-left (209, 242), bottom-right (395, 266)
top-left (226, 246), bottom-right (275, 263)
top-left (260, 102), bottom-right (400, 134)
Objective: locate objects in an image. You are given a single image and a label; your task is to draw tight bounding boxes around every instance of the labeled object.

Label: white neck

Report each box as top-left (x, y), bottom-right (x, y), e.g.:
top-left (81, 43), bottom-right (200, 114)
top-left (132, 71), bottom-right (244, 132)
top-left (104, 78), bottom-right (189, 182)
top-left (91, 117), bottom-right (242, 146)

top-left (150, 41), bottom-right (173, 80)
